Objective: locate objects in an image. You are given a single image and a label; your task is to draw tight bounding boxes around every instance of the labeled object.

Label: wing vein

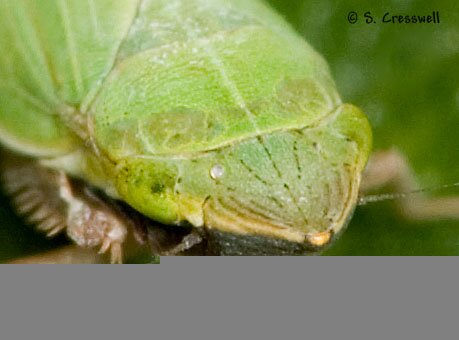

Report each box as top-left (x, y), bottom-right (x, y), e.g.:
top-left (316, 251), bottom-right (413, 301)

top-left (80, 0), bottom-right (143, 112)
top-left (0, 82), bottom-right (54, 113)
top-left (1, 1), bottom-right (58, 105)
top-left (58, 0), bottom-right (84, 98)
top-left (87, 0), bottom-right (101, 41)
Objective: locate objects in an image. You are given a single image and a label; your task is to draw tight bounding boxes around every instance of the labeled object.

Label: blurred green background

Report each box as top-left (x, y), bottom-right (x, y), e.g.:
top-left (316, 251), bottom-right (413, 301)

top-left (0, 0), bottom-right (458, 260)
top-left (268, 0), bottom-right (459, 255)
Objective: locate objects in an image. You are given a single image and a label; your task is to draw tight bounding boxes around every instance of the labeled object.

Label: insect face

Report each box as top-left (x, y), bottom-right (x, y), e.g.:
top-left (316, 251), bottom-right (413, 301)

top-left (200, 104), bottom-right (371, 251)
top-left (115, 104), bottom-right (371, 254)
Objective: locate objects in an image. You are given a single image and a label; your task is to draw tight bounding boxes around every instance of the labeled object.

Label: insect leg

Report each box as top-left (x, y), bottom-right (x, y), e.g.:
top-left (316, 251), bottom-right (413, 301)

top-left (58, 173), bottom-right (128, 264)
top-left (160, 228), bottom-right (204, 256)
top-left (0, 151), bottom-right (134, 263)
top-left (1, 152), bottom-right (68, 236)
top-left (360, 149), bottom-right (459, 220)
top-left (7, 245), bottom-right (103, 264)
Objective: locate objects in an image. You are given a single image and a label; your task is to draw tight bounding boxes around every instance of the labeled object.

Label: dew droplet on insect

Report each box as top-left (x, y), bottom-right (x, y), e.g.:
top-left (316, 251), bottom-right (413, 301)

top-left (210, 164), bottom-right (224, 180)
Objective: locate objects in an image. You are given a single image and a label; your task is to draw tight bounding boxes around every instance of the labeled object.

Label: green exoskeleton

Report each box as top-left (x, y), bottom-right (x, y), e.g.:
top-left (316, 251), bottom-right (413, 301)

top-left (0, 0), bottom-right (457, 262)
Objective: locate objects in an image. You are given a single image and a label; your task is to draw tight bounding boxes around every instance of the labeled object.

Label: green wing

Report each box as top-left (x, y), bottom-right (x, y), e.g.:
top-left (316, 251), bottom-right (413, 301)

top-left (0, 0), bottom-right (139, 156)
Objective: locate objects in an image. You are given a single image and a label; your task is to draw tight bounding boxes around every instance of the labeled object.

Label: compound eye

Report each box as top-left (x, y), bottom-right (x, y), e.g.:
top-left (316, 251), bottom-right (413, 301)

top-left (210, 164), bottom-right (225, 180)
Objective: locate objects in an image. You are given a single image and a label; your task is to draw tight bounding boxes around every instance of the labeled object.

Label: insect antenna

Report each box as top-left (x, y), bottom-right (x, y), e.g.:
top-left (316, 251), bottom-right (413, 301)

top-left (358, 182), bottom-right (459, 206)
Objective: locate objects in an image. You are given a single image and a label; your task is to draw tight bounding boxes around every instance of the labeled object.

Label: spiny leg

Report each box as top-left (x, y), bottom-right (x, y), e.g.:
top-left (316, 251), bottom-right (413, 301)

top-left (1, 152), bottom-right (130, 263)
top-left (57, 173), bottom-right (129, 263)
top-left (1, 154), bottom-right (68, 237)
top-left (360, 149), bottom-right (459, 220)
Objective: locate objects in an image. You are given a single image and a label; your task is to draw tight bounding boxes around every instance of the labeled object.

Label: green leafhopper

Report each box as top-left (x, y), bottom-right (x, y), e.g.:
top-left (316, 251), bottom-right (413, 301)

top-left (1, 0), bottom-right (456, 262)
